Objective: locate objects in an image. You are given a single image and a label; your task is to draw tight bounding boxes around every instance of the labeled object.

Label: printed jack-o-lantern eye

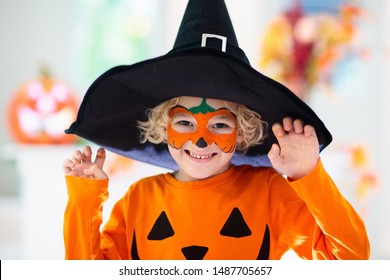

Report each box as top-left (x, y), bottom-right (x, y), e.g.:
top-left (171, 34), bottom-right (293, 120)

top-left (167, 98), bottom-right (237, 153)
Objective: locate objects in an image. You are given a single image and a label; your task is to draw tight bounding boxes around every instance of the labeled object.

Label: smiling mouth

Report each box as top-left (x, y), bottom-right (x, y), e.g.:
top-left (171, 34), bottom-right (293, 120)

top-left (185, 150), bottom-right (217, 160)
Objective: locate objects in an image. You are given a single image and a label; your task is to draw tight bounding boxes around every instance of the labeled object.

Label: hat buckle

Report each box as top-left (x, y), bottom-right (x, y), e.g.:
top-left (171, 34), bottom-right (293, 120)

top-left (201, 33), bottom-right (227, 52)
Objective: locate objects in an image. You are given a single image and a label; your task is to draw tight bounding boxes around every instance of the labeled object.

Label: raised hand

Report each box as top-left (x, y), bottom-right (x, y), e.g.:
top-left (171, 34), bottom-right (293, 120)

top-left (62, 146), bottom-right (108, 179)
top-left (267, 117), bottom-right (320, 180)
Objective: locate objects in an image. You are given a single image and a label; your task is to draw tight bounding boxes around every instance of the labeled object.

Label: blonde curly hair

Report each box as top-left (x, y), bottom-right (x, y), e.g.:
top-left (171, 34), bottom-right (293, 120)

top-left (137, 97), bottom-right (267, 153)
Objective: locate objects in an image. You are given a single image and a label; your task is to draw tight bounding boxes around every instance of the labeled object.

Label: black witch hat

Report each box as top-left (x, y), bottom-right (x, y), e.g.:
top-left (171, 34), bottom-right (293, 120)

top-left (66, 0), bottom-right (332, 169)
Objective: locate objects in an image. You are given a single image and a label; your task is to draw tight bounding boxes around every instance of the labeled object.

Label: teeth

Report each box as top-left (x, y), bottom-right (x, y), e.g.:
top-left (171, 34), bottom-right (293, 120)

top-left (189, 151), bottom-right (212, 159)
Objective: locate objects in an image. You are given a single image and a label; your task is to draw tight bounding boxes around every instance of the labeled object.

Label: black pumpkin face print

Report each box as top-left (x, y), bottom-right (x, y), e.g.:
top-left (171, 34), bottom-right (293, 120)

top-left (147, 211), bottom-right (175, 240)
top-left (131, 208), bottom-right (270, 260)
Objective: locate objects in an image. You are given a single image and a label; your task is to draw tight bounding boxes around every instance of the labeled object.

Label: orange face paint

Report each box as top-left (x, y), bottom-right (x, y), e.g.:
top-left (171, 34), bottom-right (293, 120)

top-left (167, 99), bottom-right (237, 153)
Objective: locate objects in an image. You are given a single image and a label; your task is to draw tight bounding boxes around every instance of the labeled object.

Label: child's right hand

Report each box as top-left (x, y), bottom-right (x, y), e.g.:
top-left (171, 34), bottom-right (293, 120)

top-left (62, 146), bottom-right (108, 179)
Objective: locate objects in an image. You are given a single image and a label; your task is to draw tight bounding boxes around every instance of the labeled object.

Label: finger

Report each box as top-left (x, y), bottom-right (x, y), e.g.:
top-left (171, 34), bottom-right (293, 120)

top-left (283, 117), bottom-right (293, 132)
top-left (293, 119), bottom-right (304, 134)
top-left (82, 146), bottom-right (92, 163)
top-left (72, 150), bottom-right (83, 164)
top-left (94, 147), bottom-right (106, 169)
top-left (272, 122), bottom-right (286, 138)
top-left (304, 124), bottom-right (317, 137)
top-left (62, 159), bottom-right (75, 174)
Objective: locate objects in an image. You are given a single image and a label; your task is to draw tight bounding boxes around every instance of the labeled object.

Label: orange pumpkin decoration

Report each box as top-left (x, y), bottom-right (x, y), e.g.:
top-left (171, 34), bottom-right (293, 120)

top-left (7, 73), bottom-right (79, 144)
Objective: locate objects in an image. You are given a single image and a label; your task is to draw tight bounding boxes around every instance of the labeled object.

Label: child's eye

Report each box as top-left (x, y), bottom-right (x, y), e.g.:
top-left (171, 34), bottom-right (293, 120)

top-left (177, 120), bottom-right (193, 127)
top-left (212, 123), bottom-right (229, 129)
top-left (171, 119), bottom-right (196, 133)
top-left (210, 122), bottom-right (235, 134)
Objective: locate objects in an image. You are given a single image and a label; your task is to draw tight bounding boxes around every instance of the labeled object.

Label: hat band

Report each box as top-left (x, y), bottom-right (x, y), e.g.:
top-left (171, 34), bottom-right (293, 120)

top-left (201, 33), bottom-right (227, 52)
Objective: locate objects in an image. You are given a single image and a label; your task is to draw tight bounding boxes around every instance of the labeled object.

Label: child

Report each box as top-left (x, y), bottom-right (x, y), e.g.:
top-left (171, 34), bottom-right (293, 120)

top-left (62, 0), bottom-right (369, 259)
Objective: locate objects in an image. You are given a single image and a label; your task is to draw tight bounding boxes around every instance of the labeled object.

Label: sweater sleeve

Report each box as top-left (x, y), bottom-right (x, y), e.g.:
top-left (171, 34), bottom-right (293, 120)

top-left (288, 160), bottom-right (370, 259)
top-left (63, 176), bottom-right (109, 260)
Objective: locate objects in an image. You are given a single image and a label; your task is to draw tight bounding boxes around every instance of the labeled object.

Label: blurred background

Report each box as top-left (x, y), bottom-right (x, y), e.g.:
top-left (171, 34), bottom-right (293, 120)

top-left (0, 0), bottom-right (389, 259)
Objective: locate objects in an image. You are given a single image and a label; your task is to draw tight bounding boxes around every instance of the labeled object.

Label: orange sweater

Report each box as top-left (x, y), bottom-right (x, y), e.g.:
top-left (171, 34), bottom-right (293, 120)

top-left (64, 160), bottom-right (370, 260)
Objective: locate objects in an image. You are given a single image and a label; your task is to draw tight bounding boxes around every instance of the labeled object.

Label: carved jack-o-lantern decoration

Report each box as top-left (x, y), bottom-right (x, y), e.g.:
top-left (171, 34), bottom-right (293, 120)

top-left (131, 207), bottom-right (270, 260)
top-left (7, 73), bottom-right (79, 144)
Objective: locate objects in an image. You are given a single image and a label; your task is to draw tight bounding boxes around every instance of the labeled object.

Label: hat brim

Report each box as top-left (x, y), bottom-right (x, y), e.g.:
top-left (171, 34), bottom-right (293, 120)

top-left (66, 48), bottom-right (332, 169)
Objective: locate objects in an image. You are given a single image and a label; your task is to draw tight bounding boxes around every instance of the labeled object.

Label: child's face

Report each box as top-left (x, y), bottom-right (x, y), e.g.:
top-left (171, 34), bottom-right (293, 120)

top-left (166, 96), bottom-right (240, 181)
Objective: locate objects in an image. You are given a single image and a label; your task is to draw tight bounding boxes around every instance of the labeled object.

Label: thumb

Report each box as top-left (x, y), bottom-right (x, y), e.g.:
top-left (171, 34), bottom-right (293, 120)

top-left (83, 164), bottom-right (108, 179)
top-left (94, 147), bottom-right (106, 169)
top-left (267, 143), bottom-right (281, 166)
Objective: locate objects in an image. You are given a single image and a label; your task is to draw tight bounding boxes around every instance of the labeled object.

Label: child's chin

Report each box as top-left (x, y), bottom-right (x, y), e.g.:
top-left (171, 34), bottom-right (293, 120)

top-left (184, 166), bottom-right (225, 180)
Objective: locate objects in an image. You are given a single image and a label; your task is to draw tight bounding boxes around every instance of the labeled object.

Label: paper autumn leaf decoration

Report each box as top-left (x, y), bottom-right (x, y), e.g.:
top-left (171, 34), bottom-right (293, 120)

top-left (349, 144), bottom-right (378, 199)
top-left (259, 1), bottom-right (365, 101)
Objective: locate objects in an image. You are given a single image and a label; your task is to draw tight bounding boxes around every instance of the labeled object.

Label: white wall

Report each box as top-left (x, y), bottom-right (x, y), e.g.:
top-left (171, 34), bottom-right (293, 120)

top-left (0, 0), bottom-right (389, 259)
top-left (375, 0), bottom-right (390, 258)
top-left (0, 0), bottom-right (76, 195)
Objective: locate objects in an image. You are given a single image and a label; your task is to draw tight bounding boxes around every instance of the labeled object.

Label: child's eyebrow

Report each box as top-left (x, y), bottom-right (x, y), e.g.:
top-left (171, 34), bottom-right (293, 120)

top-left (211, 114), bottom-right (236, 122)
top-left (171, 105), bottom-right (236, 117)
top-left (170, 105), bottom-right (190, 112)
top-left (171, 112), bottom-right (194, 118)
top-left (215, 108), bottom-right (237, 119)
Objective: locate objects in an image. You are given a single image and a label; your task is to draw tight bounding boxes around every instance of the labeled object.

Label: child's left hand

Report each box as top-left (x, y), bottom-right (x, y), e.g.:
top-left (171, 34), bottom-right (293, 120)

top-left (267, 117), bottom-right (319, 180)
